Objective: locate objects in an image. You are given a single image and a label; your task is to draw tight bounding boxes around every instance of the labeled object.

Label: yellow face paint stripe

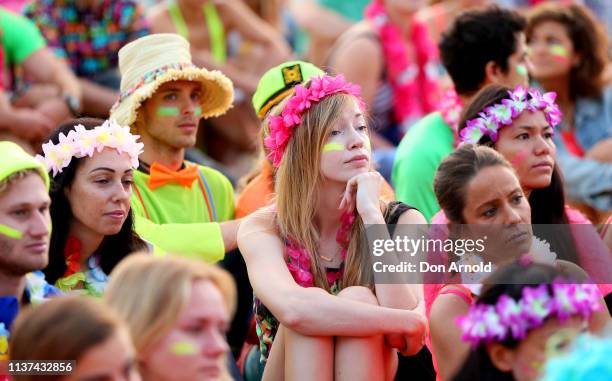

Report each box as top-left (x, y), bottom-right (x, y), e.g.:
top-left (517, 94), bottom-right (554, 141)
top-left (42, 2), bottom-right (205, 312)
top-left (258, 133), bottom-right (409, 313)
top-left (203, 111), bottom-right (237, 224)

top-left (170, 341), bottom-right (197, 356)
top-left (0, 224), bottom-right (23, 239)
top-left (550, 45), bottom-right (568, 58)
top-left (322, 143), bottom-right (344, 152)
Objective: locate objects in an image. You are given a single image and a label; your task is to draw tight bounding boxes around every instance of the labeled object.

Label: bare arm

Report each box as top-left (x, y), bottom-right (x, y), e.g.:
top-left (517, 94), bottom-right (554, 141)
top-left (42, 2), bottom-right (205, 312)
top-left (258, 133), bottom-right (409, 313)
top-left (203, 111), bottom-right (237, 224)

top-left (429, 288), bottom-right (471, 381)
top-left (220, 0), bottom-right (291, 59)
top-left (0, 91), bottom-right (54, 140)
top-left (220, 219), bottom-right (241, 253)
top-left (22, 48), bottom-right (81, 101)
top-left (79, 78), bottom-right (119, 117)
top-left (372, 208), bottom-right (427, 312)
top-left (238, 209), bottom-right (425, 337)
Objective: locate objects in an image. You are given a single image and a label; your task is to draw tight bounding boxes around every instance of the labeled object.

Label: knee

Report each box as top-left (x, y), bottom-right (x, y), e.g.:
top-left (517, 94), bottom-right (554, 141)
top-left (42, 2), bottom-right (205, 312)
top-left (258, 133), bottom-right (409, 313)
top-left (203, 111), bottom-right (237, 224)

top-left (337, 286), bottom-right (379, 305)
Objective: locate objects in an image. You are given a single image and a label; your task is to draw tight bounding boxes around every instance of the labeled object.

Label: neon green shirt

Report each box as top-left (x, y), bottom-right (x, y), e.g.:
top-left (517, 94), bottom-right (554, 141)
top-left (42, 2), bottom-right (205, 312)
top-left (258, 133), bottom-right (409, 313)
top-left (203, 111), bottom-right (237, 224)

top-left (131, 162), bottom-right (234, 263)
top-left (1, 8), bottom-right (45, 65)
top-left (392, 112), bottom-right (454, 222)
top-left (1, 8), bottom-right (46, 89)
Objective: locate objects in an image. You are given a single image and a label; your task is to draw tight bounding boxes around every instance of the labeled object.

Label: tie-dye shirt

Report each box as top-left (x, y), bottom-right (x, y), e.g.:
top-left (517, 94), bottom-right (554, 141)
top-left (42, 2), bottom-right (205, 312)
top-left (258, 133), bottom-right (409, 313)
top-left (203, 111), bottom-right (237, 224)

top-left (23, 0), bottom-right (149, 78)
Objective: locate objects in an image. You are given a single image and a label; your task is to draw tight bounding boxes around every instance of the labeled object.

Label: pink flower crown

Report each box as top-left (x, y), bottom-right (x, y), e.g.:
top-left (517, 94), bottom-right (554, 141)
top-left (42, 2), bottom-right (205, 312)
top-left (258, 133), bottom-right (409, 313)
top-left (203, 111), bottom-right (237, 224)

top-left (457, 281), bottom-right (602, 347)
top-left (36, 120), bottom-right (144, 177)
top-left (264, 74), bottom-right (364, 167)
top-left (460, 86), bottom-right (563, 144)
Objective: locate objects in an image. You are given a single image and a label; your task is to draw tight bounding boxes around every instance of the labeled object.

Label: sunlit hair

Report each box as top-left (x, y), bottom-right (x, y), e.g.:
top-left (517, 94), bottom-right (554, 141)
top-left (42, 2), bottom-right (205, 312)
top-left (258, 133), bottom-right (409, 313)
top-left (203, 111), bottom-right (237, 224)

top-left (10, 296), bottom-right (130, 381)
top-left (104, 254), bottom-right (235, 381)
top-left (264, 85), bottom-right (374, 290)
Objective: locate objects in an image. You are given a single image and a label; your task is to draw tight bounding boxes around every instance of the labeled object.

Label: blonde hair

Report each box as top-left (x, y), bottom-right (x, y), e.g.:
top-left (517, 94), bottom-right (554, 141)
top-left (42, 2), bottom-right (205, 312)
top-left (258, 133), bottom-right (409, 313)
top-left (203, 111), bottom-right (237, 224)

top-left (264, 90), bottom-right (374, 291)
top-left (103, 254), bottom-right (236, 354)
top-left (10, 296), bottom-right (126, 381)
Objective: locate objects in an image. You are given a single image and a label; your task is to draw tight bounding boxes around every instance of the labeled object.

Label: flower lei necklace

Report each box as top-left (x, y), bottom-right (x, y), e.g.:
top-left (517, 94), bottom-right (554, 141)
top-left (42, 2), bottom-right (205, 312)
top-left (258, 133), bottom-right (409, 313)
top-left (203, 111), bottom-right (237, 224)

top-left (286, 211), bottom-right (356, 288)
top-left (57, 236), bottom-right (108, 297)
top-left (365, 0), bottom-right (441, 128)
top-left (437, 88), bottom-right (464, 146)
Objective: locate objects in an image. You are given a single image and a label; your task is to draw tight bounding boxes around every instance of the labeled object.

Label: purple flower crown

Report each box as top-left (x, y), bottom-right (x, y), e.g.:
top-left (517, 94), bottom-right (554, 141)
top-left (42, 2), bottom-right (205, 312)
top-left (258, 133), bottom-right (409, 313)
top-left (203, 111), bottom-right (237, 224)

top-left (264, 74), bottom-right (364, 167)
top-left (459, 86), bottom-right (563, 144)
top-left (457, 281), bottom-right (602, 347)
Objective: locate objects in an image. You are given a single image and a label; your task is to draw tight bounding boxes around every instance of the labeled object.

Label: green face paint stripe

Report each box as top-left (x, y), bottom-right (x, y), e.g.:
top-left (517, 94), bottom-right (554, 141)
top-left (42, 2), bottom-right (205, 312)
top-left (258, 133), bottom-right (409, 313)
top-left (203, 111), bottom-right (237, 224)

top-left (157, 106), bottom-right (180, 116)
top-left (550, 45), bottom-right (568, 57)
top-left (365, 139), bottom-right (371, 151)
top-left (0, 224), bottom-right (23, 239)
top-left (194, 106), bottom-right (202, 117)
top-left (516, 64), bottom-right (528, 77)
top-left (322, 143), bottom-right (344, 152)
top-left (170, 341), bottom-right (197, 355)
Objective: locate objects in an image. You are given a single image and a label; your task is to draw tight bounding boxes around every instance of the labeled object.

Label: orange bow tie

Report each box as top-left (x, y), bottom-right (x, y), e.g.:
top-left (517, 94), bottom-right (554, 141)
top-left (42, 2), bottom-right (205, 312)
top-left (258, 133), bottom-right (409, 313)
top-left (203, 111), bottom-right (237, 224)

top-left (147, 162), bottom-right (198, 190)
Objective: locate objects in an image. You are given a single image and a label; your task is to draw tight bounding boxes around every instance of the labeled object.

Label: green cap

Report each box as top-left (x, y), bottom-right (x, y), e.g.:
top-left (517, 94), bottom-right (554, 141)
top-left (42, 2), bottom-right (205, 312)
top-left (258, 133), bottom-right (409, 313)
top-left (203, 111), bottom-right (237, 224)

top-left (0, 142), bottom-right (50, 190)
top-left (252, 60), bottom-right (325, 119)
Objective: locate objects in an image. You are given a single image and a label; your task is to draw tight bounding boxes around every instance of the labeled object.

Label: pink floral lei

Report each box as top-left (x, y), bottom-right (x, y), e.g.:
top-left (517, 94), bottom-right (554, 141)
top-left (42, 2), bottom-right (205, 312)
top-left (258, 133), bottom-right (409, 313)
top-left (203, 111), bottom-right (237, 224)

top-left (437, 88), bottom-right (464, 146)
top-left (287, 211), bottom-right (356, 288)
top-left (365, 0), bottom-right (441, 128)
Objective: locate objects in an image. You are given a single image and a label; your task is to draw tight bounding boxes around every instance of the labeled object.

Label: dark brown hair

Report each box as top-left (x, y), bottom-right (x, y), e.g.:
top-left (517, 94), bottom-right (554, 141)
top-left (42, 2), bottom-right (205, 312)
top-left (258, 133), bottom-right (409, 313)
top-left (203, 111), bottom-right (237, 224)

top-left (434, 144), bottom-right (513, 223)
top-left (526, 3), bottom-right (609, 99)
top-left (44, 118), bottom-right (147, 284)
top-left (10, 296), bottom-right (125, 381)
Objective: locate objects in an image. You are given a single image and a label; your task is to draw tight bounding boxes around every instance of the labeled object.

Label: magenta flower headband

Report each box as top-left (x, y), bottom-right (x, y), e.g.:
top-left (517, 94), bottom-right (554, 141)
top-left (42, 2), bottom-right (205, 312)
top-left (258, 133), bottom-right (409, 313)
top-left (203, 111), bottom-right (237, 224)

top-left (264, 74), bottom-right (364, 167)
top-left (457, 281), bottom-right (602, 347)
top-left (460, 86), bottom-right (563, 144)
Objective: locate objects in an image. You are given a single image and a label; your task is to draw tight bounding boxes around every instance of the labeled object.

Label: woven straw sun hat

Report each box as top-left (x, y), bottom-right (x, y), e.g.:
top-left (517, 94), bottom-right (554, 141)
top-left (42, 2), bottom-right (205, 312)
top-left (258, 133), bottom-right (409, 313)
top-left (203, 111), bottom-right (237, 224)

top-left (110, 33), bottom-right (234, 127)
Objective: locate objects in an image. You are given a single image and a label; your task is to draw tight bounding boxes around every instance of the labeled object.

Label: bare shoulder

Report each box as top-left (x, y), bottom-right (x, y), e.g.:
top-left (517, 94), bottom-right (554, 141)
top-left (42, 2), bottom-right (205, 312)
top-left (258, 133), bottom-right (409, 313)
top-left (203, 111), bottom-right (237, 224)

top-left (397, 207), bottom-right (427, 225)
top-left (430, 287), bottom-right (471, 330)
top-left (556, 259), bottom-right (589, 282)
top-left (334, 22), bottom-right (382, 60)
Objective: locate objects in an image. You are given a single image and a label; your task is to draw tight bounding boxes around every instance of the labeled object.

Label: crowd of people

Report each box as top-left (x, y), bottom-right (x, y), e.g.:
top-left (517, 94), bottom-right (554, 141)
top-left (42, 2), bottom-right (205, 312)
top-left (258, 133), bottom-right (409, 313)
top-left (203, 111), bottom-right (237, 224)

top-left (1, 0), bottom-right (611, 380)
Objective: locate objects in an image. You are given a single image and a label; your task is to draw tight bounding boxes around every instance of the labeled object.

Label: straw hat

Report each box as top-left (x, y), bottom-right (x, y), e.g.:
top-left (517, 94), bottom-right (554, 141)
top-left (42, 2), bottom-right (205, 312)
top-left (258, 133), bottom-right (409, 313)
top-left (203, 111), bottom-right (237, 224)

top-left (252, 60), bottom-right (324, 119)
top-left (110, 34), bottom-right (234, 127)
